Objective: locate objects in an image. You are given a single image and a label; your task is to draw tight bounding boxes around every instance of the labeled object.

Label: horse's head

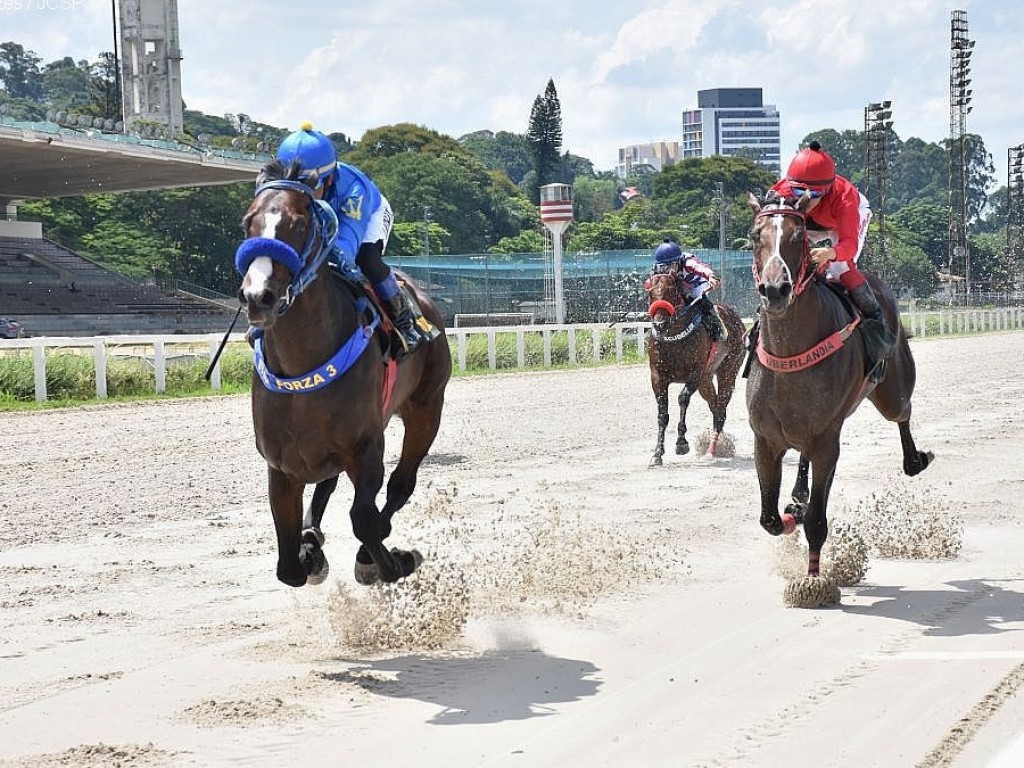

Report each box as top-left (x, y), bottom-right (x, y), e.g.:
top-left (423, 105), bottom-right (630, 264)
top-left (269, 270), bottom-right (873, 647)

top-left (644, 270), bottom-right (685, 333)
top-left (747, 192), bottom-right (815, 316)
top-left (236, 160), bottom-right (336, 330)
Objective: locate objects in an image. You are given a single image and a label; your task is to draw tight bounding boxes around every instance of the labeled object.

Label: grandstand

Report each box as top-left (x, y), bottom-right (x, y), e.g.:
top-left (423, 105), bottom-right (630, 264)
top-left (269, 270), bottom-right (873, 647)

top-left (0, 118), bottom-right (263, 337)
top-left (0, 235), bottom-right (237, 336)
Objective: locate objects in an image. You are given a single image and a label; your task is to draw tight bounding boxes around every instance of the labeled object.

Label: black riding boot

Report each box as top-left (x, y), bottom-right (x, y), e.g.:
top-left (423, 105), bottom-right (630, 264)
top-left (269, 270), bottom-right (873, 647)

top-left (701, 296), bottom-right (728, 341)
top-left (849, 282), bottom-right (895, 379)
top-left (387, 289), bottom-right (422, 355)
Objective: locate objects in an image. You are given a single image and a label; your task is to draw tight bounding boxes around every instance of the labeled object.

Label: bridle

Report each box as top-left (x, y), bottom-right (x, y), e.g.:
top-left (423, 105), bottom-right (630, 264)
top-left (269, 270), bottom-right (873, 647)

top-left (234, 179), bottom-right (340, 314)
top-left (645, 272), bottom-right (704, 342)
top-left (752, 202), bottom-right (816, 305)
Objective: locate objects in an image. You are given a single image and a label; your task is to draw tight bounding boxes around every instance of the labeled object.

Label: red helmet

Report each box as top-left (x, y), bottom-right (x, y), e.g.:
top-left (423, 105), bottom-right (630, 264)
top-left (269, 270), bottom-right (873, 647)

top-left (786, 141), bottom-right (835, 191)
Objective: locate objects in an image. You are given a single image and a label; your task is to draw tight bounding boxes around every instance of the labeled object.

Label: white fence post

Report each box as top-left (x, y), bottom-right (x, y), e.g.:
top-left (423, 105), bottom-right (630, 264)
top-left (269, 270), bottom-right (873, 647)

top-left (516, 329), bottom-right (526, 369)
top-left (32, 342), bottom-right (46, 403)
top-left (207, 336), bottom-right (221, 391)
top-left (592, 327), bottom-right (601, 362)
top-left (94, 340), bottom-right (107, 399)
top-left (154, 340), bottom-right (166, 394)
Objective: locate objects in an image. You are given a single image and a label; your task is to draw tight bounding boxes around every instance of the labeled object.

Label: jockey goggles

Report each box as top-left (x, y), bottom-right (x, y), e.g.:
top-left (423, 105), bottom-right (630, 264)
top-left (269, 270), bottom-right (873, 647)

top-left (789, 185), bottom-right (828, 200)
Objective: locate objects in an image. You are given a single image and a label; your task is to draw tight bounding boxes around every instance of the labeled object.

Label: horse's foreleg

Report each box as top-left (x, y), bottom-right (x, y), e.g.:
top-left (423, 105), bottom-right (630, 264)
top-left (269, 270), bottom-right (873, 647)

top-left (650, 388), bottom-right (670, 466)
top-left (268, 467), bottom-right (307, 588)
top-left (785, 454), bottom-right (810, 521)
top-left (675, 385), bottom-right (694, 456)
top-left (898, 420), bottom-right (934, 477)
top-left (754, 434), bottom-right (786, 535)
top-left (804, 445), bottom-right (839, 577)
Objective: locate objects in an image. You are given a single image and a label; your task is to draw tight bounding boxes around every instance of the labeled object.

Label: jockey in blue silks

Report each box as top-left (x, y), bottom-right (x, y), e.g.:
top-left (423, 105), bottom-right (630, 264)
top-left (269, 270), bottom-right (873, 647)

top-left (275, 122), bottom-right (421, 353)
top-left (651, 239), bottom-right (728, 342)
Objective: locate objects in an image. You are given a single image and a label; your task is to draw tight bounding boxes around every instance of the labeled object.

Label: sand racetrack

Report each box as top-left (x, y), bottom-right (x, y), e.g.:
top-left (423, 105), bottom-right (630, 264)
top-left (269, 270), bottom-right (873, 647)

top-left (1, 332), bottom-right (1023, 768)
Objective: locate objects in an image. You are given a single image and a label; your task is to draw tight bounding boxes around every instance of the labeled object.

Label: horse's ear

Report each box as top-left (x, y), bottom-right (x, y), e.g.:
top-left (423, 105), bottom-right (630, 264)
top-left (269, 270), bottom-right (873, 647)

top-left (795, 194), bottom-right (813, 213)
top-left (747, 191), bottom-right (762, 213)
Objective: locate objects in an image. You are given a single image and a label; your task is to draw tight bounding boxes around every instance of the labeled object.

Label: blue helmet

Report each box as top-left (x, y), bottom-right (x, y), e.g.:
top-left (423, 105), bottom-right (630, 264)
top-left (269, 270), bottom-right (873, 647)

top-left (654, 240), bottom-right (682, 265)
top-left (276, 122), bottom-right (336, 185)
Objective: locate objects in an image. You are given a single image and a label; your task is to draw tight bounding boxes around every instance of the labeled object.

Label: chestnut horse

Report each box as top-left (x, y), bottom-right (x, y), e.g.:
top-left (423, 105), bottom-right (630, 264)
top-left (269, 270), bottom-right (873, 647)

top-left (746, 193), bottom-right (932, 581)
top-left (237, 161), bottom-right (451, 587)
top-left (645, 272), bottom-right (745, 465)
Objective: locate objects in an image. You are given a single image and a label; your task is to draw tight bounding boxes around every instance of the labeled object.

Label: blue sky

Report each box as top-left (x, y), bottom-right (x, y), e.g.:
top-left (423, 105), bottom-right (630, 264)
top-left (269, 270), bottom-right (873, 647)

top-left (3, 0), bottom-right (1022, 185)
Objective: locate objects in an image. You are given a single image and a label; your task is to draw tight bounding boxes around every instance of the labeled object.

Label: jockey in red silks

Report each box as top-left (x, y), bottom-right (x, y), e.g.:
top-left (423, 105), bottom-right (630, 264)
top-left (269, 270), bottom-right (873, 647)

top-left (770, 140), bottom-right (895, 364)
top-left (651, 239), bottom-right (728, 341)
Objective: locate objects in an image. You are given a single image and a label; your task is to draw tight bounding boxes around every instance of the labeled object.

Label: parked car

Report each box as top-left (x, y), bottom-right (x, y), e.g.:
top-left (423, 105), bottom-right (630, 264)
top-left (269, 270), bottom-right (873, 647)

top-left (0, 317), bottom-right (24, 339)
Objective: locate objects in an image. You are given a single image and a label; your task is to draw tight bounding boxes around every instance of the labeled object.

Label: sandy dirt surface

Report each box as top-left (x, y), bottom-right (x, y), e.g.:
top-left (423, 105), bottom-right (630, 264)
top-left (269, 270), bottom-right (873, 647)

top-left (1, 332), bottom-right (1023, 768)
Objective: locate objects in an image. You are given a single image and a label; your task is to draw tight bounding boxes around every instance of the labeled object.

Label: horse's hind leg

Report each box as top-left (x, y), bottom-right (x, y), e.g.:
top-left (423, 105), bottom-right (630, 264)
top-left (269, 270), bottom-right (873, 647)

top-left (298, 476), bottom-right (339, 586)
top-left (381, 397), bottom-right (446, 529)
top-left (899, 420), bottom-right (934, 476)
top-left (349, 438), bottom-right (419, 584)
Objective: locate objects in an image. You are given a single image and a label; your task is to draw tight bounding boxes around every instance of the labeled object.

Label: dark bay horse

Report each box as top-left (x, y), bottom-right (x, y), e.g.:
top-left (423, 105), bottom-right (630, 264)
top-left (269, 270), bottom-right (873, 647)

top-left (237, 161), bottom-right (451, 588)
top-left (746, 193), bottom-right (932, 587)
top-left (645, 273), bottom-right (745, 465)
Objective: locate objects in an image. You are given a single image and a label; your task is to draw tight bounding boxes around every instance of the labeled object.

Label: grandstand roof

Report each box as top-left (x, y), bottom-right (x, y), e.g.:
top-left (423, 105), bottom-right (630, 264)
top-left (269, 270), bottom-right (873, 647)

top-left (0, 121), bottom-right (265, 208)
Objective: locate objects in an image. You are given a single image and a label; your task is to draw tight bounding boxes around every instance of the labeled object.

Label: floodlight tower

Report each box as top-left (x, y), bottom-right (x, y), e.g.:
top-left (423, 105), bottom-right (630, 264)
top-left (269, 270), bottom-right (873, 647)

top-left (539, 183), bottom-right (574, 324)
top-left (948, 9), bottom-right (974, 304)
top-left (864, 101), bottom-right (893, 277)
top-left (1008, 144), bottom-right (1024, 292)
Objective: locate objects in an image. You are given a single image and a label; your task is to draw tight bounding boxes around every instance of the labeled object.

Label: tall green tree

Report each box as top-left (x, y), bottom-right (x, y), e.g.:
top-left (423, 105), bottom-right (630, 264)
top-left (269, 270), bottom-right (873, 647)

top-left (526, 79), bottom-right (563, 202)
top-left (0, 42), bottom-right (44, 101)
top-left (459, 129), bottom-right (532, 184)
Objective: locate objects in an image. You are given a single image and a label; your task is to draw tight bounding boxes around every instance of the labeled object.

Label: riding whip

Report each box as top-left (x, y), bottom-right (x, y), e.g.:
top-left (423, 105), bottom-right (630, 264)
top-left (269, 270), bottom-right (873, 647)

top-left (204, 305), bottom-right (244, 381)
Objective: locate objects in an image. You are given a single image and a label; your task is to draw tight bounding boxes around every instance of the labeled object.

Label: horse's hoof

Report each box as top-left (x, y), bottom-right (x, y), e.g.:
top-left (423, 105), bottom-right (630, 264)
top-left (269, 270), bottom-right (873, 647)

top-left (784, 502), bottom-right (806, 523)
top-left (649, 455), bottom-right (663, 467)
top-left (354, 561), bottom-right (380, 585)
top-left (391, 547), bottom-right (423, 578)
top-left (675, 442), bottom-right (690, 456)
top-left (905, 450), bottom-right (935, 477)
top-left (784, 576), bottom-right (841, 608)
top-left (276, 570), bottom-right (307, 588)
top-left (304, 551), bottom-right (330, 586)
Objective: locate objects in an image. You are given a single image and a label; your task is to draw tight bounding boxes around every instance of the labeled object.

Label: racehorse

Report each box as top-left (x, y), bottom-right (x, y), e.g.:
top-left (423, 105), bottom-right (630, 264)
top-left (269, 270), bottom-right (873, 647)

top-left (236, 160), bottom-right (451, 588)
top-left (746, 192), bottom-right (932, 599)
top-left (645, 272), bottom-right (746, 465)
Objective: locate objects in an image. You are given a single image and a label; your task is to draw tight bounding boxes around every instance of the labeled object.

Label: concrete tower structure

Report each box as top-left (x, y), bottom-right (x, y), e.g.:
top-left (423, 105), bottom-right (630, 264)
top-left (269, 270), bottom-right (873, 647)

top-left (118, 0), bottom-right (184, 137)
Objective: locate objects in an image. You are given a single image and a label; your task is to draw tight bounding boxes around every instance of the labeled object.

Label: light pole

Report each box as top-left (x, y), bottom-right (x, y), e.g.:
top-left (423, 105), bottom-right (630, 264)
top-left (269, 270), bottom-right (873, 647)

top-left (423, 205), bottom-right (432, 294)
top-left (1008, 145), bottom-right (1024, 293)
top-left (714, 181), bottom-right (727, 292)
top-left (864, 101), bottom-right (893, 278)
top-left (948, 9), bottom-right (974, 305)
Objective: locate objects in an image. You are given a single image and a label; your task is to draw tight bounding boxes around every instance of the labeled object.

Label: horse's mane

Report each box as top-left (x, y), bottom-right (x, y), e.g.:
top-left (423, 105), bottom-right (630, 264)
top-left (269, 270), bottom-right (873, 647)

top-left (257, 158), bottom-right (305, 184)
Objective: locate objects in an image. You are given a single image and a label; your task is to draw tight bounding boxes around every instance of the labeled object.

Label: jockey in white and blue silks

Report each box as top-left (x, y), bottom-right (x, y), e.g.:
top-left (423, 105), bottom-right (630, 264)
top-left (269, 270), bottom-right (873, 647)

top-left (275, 122), bottom-right (421, 353)
top-left (651, 239), bottom-right (728, 341)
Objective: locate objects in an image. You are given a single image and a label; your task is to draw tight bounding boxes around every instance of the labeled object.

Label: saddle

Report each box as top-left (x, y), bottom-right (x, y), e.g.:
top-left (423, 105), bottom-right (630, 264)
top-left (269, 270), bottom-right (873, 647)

top-left (330, 266), bottom-right (440, 361)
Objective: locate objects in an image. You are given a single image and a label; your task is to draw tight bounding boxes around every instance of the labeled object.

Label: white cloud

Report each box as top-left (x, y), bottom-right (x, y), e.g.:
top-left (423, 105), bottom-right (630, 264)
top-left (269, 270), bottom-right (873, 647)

top-left (1, 0), bottom-right (1021, 184)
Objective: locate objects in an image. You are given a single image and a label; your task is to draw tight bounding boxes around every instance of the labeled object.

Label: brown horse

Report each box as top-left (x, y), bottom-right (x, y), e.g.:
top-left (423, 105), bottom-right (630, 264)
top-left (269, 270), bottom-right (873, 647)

top-left (746, 192), bottom-right (932, 590)
top-left (645, 272), bottom-right (746, 465)
top-left (236, 161), bottom-right (451, 588)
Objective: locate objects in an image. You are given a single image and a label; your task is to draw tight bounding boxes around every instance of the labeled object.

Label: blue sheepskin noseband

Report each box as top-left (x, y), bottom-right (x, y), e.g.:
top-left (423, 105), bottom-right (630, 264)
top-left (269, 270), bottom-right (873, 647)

top-left (235, 237), bottom-right (302, 277)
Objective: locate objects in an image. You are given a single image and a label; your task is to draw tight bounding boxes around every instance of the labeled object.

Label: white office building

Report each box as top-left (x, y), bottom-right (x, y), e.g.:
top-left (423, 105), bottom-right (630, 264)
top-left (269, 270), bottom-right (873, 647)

top-left (681, 88), bottom-right (781, 174)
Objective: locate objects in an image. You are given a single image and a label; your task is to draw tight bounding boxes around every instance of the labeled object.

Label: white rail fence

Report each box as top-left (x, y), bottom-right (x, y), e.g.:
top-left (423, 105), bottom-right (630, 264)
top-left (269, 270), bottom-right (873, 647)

top-left (1, 308), bottom-right (1022, 403)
